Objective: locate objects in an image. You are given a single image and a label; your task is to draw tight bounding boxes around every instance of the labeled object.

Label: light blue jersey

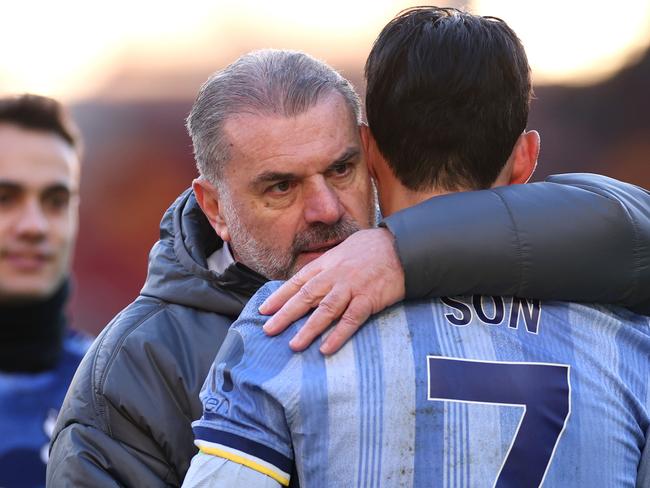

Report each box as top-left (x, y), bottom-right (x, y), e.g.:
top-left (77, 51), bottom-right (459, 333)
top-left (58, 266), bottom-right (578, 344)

top-left (192, 282), bottom-right (650, 487)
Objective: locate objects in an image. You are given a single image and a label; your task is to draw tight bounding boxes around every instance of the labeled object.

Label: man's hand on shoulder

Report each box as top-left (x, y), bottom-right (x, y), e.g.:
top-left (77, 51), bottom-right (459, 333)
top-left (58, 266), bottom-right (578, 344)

top-left (259, 228), bottom-right (405, 354)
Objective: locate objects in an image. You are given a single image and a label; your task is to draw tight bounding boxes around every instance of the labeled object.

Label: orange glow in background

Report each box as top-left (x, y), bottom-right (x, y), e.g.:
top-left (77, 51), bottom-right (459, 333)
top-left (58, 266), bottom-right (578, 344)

top-left (2, 0), bottom-right (650, 101)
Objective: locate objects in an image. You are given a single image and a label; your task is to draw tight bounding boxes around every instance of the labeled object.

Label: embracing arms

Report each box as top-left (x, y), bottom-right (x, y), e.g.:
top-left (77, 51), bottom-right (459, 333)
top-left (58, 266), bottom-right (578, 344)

top-left (261, 174), bottom-right (650, 352)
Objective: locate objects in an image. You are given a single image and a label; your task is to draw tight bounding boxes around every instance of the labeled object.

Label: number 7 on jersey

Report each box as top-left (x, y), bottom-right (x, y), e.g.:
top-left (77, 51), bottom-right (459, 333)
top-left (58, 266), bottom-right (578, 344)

top-left (427, 356), bottom-right (571, 488)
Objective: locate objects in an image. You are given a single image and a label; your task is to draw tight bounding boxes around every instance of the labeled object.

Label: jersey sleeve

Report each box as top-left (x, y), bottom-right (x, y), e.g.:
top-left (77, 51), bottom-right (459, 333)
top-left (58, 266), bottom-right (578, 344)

top-left (182, 452), bottom-right (282, 488)
top-left (192, 282), bottom-right (295, 487)
top-left (382, 173), bottom-right (650, 314)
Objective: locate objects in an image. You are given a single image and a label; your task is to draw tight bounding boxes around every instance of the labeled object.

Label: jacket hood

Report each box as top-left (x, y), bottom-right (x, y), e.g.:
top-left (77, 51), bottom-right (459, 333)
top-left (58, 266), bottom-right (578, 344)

top-left (140, 188), bottom-right (267, 318)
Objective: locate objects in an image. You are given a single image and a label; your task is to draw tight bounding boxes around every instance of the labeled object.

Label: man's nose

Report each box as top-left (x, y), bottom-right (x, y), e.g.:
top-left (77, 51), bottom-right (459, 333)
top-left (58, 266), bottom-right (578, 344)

top-left (303, 178), bottom-right (344, 225)
top-left (15, 199), bottom-right (48, 238)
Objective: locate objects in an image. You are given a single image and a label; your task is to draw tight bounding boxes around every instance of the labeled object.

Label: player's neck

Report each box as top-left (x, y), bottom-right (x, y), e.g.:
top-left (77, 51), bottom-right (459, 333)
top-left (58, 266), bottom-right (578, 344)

top-left (378, 178), bottom-right (457, 217)
top-left (371, 152), bottom-right (473, 216)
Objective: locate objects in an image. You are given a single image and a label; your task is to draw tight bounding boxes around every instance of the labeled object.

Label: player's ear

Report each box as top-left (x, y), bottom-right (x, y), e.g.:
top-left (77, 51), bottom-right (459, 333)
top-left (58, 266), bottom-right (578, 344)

top-left (360, 124), bottom-right (376, 181)
top-left (508, 130), bottom-right (539, 185)
top-left (361, 124), bottom-right (384, 181)
top-left (192, 178), bottom-right (231, 242)
top-left (495, 130), bottom-right (540, 187)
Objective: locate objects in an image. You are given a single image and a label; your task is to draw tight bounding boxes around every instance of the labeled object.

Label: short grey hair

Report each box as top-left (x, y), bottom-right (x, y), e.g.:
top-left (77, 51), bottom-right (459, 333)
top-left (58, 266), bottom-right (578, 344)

top-left (186, 49), bottom-right (362, 186)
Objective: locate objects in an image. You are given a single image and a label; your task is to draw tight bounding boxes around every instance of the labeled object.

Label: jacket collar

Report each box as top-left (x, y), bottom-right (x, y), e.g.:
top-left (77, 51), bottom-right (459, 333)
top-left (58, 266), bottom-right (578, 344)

top-left (140, 189), bottom-right (267, 318)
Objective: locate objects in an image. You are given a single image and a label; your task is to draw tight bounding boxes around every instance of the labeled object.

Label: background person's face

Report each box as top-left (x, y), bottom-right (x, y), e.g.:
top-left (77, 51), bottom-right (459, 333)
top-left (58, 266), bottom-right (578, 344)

top-left (0, 124), bottom-right (80, 302)
top-left (213, 93), bottom-right (375, 279)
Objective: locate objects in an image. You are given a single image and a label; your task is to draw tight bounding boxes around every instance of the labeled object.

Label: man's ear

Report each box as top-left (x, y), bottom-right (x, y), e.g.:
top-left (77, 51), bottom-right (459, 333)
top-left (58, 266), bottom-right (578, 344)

top-left (502, 130), bottom-right (540, 186)
top-left (192, 178), bottom-right (231, 242)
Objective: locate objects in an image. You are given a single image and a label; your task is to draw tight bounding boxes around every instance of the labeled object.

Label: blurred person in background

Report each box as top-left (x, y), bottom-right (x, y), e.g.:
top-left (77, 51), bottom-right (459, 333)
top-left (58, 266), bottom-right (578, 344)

top-left (185, 8), bottom-right (649, 487)
top-left (48, 47), bottom-right (650, 488)
top-left (0, 94), bottom-right (91, 488)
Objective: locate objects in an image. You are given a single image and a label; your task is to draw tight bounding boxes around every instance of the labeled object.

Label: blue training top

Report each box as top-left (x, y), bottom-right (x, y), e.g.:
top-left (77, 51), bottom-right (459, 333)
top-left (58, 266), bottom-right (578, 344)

top-left (0, 331), bottom-right (91, 488)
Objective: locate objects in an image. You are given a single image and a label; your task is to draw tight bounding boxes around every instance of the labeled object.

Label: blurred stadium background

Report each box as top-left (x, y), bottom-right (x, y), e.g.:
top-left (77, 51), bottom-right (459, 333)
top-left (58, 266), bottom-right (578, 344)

top-left (2, 0), bottom-right (649, 335)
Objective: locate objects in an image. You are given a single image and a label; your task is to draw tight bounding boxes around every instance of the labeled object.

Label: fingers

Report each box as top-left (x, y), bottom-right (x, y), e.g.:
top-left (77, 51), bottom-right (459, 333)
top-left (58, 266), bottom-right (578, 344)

top-left (262, 273), bottom-right (331, 336)
top-left (319, 295), bottom-right (373, 355)
top-left (260, 228), bottom-right (403, 351)
top-left (287, 286), bottom-right (351, 351)
top-left (259, 264), bottom-right (320, 315)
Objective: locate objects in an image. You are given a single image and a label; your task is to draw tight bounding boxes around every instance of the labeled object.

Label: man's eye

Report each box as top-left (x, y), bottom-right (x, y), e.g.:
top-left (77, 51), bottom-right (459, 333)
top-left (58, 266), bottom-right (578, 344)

top-left (43, 192), bottom-right (70, 211)
top-left (331, 163), bottom-right (352, 177)
top-left (268, 181), bottom-right (293, 194)
top-left (0, 190), bottom-right (18, 207)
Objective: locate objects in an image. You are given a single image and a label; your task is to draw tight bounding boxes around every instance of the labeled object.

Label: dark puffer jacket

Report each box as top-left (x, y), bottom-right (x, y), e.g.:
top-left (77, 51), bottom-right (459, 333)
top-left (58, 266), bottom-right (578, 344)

top-left (47, 174), bottom-right (650, 487)
top-left (48, 190), bottom-right (266, 487)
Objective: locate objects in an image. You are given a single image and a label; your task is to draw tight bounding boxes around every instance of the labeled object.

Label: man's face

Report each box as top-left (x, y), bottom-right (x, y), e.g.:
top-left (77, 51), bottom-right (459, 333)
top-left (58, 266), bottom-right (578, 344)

top-left (0, 124), bottom-right (80, 302)
top-left (203, 93), bottom-right (375, 280)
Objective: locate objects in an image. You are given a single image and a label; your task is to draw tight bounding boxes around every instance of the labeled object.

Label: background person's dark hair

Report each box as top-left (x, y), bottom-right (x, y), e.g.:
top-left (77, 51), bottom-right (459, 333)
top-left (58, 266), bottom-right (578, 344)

top-left (0, 94), bottom-right (81, 155)
top-left (365, 6), bottom-right (532, 191)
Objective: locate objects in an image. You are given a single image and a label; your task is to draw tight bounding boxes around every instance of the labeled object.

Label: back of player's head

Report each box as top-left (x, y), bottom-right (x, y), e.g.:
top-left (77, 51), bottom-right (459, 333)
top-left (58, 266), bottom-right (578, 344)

top-left (365, 6), bottom-right (532, 191)
top-left (0, 94), bottom-right (81, 156)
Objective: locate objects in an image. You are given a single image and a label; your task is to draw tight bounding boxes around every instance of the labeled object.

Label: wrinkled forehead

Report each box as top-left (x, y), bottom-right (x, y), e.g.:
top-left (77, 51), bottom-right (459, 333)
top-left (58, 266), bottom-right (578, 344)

top-left (0, 123), bottom-right (79, 189)
top-left (221, 93), bottom-right (360, 180)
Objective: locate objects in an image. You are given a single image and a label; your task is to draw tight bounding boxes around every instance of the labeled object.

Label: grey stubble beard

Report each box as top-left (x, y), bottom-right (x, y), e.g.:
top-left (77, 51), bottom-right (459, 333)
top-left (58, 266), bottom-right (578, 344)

top-left (227, 215), bottom-right (362, 280)
top-left (222, 181), bottom-right (378, 280)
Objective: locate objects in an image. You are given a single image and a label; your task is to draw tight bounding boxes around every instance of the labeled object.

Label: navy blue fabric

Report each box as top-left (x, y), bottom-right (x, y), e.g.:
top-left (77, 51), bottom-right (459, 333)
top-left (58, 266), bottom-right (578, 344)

top-left (0, 332), bottom-right (90, 488)
top-left (193, 426), bottom-right (293, 474)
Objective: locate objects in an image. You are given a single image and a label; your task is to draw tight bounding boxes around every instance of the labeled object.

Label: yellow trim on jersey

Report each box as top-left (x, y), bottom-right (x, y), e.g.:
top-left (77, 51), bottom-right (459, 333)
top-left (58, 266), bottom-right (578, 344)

top-left (198, 445), bottom-right (290, 486)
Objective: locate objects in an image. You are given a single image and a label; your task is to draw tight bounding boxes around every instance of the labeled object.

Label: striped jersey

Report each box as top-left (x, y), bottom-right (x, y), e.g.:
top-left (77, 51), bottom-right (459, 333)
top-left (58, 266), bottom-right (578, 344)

top-left (192, 281), bottom-right (650, 487)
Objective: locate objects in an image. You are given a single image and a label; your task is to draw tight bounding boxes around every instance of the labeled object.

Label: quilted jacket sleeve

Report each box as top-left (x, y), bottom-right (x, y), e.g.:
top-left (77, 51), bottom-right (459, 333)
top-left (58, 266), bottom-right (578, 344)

top-left (47, 301), bottom-right (182, 487)
top-left (382, 173), bottom-right (650, 314)
top-left (47, 422), bottom-right (171, 487)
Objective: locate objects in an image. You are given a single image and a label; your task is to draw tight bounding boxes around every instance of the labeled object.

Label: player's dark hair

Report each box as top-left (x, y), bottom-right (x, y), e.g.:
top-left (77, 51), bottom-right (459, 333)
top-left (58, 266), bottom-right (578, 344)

top-left (0, 94), bottom-right (81, 155)
top-left (365, 6), bottom-right (532, 191)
